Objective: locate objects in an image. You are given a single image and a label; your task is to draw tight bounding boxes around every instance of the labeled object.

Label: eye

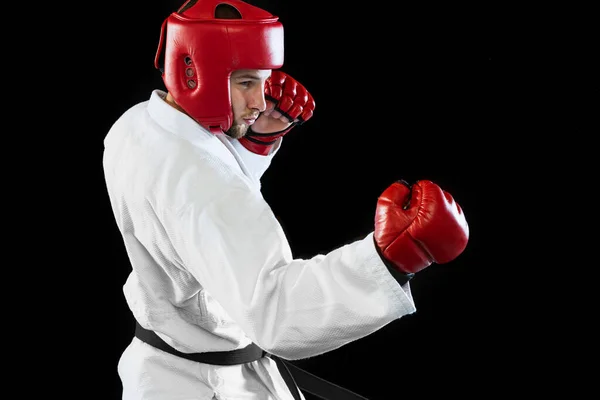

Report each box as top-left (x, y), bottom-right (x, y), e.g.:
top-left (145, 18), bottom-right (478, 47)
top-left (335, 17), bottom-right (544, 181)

top-left (238, 81), bottom-right (252, 88)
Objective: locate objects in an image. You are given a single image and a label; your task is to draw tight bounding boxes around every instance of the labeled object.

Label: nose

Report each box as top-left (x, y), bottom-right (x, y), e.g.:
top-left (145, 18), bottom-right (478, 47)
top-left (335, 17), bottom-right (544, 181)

top-left (248, 85), bottom-right (267, 113)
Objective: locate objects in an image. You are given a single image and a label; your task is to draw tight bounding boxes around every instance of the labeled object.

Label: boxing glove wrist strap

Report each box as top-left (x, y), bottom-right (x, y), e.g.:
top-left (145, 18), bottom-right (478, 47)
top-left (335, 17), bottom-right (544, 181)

top-left (373, 236), bottom-right (415, 285)
top-left (244, 126), bottom-right (294, 145)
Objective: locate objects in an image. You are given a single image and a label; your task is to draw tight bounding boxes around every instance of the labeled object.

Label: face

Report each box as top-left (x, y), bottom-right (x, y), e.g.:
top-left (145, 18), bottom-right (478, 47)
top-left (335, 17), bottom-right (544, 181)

top-left (226, 69), bottom-right (271, 139)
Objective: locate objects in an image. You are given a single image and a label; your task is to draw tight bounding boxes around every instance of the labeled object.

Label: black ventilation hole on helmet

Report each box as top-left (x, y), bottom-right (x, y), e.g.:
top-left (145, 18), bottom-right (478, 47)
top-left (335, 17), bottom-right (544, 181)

top-left (178, 0), bottom-right (198, 14)
top-left (184, 56), bottom-right (192, 66)
top-left (215, 3), bottom-right (242, 19)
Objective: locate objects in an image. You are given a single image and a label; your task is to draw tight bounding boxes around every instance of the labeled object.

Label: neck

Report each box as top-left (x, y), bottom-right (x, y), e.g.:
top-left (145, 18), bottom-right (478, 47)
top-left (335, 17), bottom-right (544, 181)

top-left (164, 92), bottom-right (222, 134)
top-left (164, 92), bottom-right (188, 115)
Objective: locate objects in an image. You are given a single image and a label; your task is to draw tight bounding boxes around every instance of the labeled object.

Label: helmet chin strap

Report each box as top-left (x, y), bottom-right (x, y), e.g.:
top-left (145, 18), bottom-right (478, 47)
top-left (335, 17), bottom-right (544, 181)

top-left (209, 126), bottom-right (225, 135)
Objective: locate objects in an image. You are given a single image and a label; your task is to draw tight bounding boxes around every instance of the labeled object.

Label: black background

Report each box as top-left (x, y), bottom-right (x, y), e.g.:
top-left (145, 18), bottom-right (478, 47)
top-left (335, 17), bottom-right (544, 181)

top-left (59, 0), bottom-right (597, 398)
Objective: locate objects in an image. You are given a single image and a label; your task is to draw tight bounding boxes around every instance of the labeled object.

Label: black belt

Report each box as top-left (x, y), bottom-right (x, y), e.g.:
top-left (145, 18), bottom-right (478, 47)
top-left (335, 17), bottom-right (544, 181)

top-left (134, 321), bottom-right (368, 400)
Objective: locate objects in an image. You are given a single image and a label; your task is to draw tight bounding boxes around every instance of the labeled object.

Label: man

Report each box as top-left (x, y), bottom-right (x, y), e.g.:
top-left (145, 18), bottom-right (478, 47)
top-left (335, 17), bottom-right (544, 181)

top-left (103, 1), bottom-right (470, 399)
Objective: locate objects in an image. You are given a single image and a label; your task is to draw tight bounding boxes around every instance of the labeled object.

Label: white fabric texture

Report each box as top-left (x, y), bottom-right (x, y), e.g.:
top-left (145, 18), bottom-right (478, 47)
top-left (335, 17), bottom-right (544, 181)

top-left (104, 90), bottom-right (416, 399)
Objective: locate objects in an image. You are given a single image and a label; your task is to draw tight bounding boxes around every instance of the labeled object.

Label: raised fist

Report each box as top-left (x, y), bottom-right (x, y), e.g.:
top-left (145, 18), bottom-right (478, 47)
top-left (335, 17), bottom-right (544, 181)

top-left (374, 180), bottom-right (469, 275)
top-left (264, 70), bottom-right (315, 124)
top-left (239, 70), bottom-right (315, 155)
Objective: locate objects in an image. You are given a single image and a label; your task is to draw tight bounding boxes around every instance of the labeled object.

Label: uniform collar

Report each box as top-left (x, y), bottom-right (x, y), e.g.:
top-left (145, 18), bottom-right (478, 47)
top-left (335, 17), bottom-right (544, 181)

top-left (146, 89), bottom-right (215, 145)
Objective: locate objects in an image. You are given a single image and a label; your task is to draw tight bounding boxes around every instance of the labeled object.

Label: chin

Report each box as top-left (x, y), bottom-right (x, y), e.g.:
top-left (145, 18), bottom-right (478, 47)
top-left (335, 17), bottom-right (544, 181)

top-left (225, 123), bottom-right (249, 139)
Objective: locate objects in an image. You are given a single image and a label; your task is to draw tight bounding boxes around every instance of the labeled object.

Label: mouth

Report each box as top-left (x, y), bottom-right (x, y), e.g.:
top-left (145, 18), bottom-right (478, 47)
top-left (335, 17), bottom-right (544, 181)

top-left (243, 118), bottom-right (257, 125)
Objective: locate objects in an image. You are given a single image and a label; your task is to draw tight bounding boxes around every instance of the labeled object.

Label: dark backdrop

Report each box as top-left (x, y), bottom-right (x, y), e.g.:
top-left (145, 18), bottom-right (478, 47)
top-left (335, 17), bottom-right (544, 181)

top-left (81, 1), bottom-right (577, 398)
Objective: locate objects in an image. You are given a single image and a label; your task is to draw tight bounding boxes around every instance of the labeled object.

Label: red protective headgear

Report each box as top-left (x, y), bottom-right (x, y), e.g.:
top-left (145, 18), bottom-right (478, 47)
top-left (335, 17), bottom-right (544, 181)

top-left (155, 0), bottom-right (284, 134)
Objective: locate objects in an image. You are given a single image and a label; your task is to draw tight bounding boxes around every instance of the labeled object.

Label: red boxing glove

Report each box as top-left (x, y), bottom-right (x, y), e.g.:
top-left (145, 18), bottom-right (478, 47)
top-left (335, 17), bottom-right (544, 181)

top-left (374, 180), bottom-right (469, 275)
top-left (239, 70), bottom-right (315, 155)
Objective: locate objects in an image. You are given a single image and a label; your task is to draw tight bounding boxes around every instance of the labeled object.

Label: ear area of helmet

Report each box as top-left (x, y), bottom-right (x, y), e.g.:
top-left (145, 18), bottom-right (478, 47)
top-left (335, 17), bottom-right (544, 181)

top-left (182, 56), bottom-right (197, 89)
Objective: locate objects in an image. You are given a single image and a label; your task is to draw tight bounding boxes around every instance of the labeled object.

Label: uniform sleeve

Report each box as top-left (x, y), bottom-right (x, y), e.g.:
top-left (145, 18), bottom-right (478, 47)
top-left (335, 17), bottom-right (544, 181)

top-left (167, 181), bottom-right (416, 360)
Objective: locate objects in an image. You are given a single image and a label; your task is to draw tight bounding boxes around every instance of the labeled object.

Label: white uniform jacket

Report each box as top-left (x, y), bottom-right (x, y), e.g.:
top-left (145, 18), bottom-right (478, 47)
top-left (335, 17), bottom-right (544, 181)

top-left (103, 90), bottom-right (417, 400)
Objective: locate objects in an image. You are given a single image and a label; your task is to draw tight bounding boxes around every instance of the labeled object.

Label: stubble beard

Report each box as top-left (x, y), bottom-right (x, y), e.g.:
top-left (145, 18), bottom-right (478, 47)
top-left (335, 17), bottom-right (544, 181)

top-left (225, 122), bottom-right (249, 139)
